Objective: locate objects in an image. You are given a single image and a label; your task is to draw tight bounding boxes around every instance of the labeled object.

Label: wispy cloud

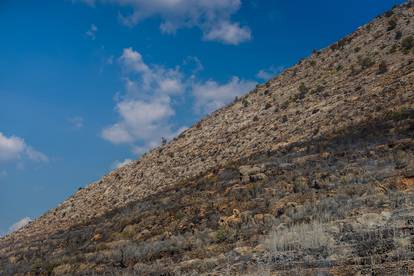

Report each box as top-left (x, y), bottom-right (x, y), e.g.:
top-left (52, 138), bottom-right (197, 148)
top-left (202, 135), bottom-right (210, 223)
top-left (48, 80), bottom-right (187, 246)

top-left (68, 116), bottom-right (84, 129)
top-left (85, 24), bottom-right (98, 40)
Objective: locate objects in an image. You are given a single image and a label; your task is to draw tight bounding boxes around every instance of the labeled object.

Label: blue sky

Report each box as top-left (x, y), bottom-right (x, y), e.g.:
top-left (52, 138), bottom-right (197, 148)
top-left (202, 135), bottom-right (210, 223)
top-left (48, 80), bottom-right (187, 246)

top-left (0, 0), bottom-right (404, 235)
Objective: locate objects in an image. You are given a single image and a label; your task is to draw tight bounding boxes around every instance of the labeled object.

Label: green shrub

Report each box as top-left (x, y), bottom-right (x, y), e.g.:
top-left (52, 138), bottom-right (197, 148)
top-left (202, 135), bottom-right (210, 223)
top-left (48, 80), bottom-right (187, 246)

top-left (401, 36), bottom-right (414, 53)
top-left (242, 98), bottom-right (250, 107)
top-left (280, 101), bottom-right (289, 110)
top-left (215, 225), bottom-right (238, 243)
top-left (358, 56), bottom-right (375, 69)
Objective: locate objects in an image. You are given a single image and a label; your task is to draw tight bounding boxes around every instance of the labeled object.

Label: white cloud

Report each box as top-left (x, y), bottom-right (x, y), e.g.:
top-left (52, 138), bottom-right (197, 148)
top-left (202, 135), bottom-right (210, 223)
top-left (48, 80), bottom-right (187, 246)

top-left (120, 48), bottom-right (184, 95)
top-left (68, 116), bottom-right (84, 129)
top-left (102, 48), bottom-right (184, 150)
top-left (86, 24), bottom-right (98, 40)
top-left (203, 21), bottom-right (251, 45)
top-left (25, 147), bottom-right (49, 163)
top-left (77, 0), bottom-right (251, 45)
top-left (112, 158), bottom-right (133, 169)
top-left (193, 77), bottom-right (257, 114)
top-left (9, 217), bottom-right (32, 233)
top-left (102, 98), bottom-right (175, 145)
top-left (102, 123), bottom-right (134, 144)
top-left (183, 56), bottom-right (204, 74)
top-left (0, 133), bottom-right (25, 162)
top-left (0, 132), bottom-right (48, 163)
top-left (256, 66), bottom-right (283, 81)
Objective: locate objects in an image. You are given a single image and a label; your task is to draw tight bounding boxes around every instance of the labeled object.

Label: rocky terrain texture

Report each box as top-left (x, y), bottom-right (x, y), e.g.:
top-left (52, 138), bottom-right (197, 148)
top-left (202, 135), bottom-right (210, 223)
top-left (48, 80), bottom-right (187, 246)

top-left (2, 1), bottom-right (414, 275)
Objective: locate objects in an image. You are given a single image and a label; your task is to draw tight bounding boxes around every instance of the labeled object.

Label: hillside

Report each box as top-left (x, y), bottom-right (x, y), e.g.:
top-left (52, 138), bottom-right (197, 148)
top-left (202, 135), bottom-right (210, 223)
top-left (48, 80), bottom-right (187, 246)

top-left (1, 1), bottom-right (414, 275)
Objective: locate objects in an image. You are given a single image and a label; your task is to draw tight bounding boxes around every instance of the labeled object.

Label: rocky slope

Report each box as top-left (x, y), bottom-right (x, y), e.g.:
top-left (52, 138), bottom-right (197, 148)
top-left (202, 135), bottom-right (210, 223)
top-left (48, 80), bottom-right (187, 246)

top-left (1, 1), bottom-right (414, 275)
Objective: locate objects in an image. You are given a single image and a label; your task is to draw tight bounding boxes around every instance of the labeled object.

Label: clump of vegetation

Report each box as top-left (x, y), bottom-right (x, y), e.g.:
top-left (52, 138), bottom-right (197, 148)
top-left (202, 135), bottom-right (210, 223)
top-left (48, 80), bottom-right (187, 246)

top-left (298, 83), bottom-right (309, 99)
top-left (336, 64), bottom-right (343, 71)
top-left (309, 60), bottom-right (317, 67)
top-left (242, 98), bottom-right (250, 107)
top-left (311, 85), bottom-right (325, 95)
top-left (401, 36), bottom-right (414, 53)
top-left (386, 107), bottom-right (414, 121)
top-left (263, 221), bottom-right (334, 252)
top-left (215, 225), bottom-right (238, 243)
top-left (280, 101), bottom-right (289, 110)
top-left (264, 102), bottom-right (272, 110)
top-left (377, 60), bottom-right (388, 74)
top-left (389, 44), bottom-right (398, 54)
top-left (358, 56), bottom-right (375, 69)
top-left (387, 19), bottom-right (397, 31)
top-left (395, 30), bottom-right (402, 40)
top-left (349, 65), bottom-right (359, 76)
top-left (354, 46), bottom-right (361, 53)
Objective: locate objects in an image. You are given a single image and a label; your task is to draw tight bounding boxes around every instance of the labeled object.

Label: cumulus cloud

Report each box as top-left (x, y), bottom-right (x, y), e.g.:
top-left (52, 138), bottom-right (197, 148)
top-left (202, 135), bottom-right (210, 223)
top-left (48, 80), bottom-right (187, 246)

top-left (85, 24), bottom-right (98, 40)
top-left (193, 77), bottom-right (256, 114)
top-left (0, 132), bottom-right (48, 163)
top-left (203, 21), bottom-right (251, 45)
top-left (102, 48), bottom-right (184, 150)
top-left (77, 0), bottom-right (251, 45)
top-left (0, 133), bottom-right (25, 162)
top-left (9, 217), bottom-right (32, 233)
top-left (102, 98), bottom-right (175, 145)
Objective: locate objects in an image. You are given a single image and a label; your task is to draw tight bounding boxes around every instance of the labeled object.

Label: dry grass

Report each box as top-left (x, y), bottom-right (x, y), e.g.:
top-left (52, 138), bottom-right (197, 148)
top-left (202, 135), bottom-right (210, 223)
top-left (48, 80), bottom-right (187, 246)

top-left (263, 220), bottom-right (334, 252)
